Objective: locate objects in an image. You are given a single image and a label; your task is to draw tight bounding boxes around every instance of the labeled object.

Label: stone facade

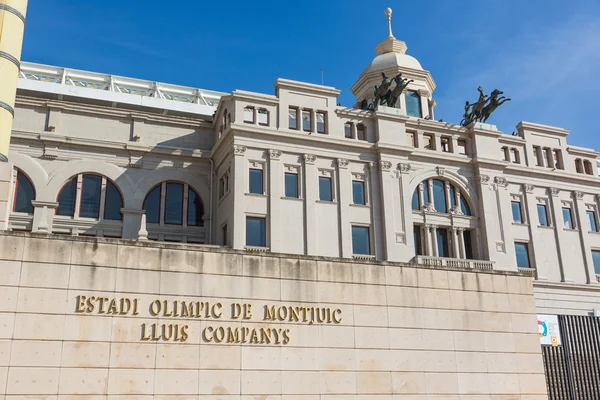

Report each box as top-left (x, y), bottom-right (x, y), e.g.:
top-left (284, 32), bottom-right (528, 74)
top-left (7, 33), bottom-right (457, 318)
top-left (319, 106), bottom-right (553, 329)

top-left (0, 231), bottom-right (547, 398)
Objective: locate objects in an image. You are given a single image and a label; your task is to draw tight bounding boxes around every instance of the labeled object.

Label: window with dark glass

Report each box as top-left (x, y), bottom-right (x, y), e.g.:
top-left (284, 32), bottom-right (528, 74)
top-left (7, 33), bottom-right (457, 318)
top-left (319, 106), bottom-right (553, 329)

top-left (412, 190), bottom-right (420, 211)
top-left (344, 123), bottom-right (352, 138)
top-left (104, 181), bottom-right (123, 221)
top-left (436, 228), bottom-right (449, 257)
top-left (592, 250), bottom-right (600, 274)
top-left (302, 110), bottom-right (311, 131)
top-left (316, 112), bottom-right (326, 133)
top-left (537, 204), bottom-right (549, 226)
top-left (413, 225), bottom-right (423, 256)
top-left (352, 181), bottom-right (366, 205)
top-left (246, 217), bottom-right (266, 247)
top-left (219, 176), bottom-right (225, 198)
top-left (357, 124), bottom-right (366, 141)
top-left (587, 210), bottom-right (598, 232)
top-left (187, 187), bottom-right (204, 226)
top-left (562, 207), bottom-right (574, 229)
top-left (144, 186), bottom-right (160, 224)
top-left (352, 226), bottom-right (370, 255)
top-left (449, 185), bottom-right (456, 209)
top-left (432, 180), bottom-right (446, 212)
top-left (56, 178), bottom-right (77, 217)
top-left (258, 108), bottom-right (268, 125)
top-left (463, 230), bottom-right (473, 259)
top-left (285, 173), bottom-right (298, 198)
top-left (460, 197), bottom-right (470, 216)
top-left (405, 91), bottom-right (422, 117)
top-left (222, 224), bottom-right (228, 246)
top-left (515, 242), bottom-right (530, 268)
top-left (512, 201), bottom-right (523, 223)
top-left (165, 182), bottom-right (183, 225)
top-left (79, 175), bottom-right (102, 219)
top-left (319, 176), bottom-right (332, 202)
top-left (13, 171), bottom-right (35, 214)
top-left (289, 108), bottom-right (297, 129)
top-left (249, 169), bottom-right (263, 194)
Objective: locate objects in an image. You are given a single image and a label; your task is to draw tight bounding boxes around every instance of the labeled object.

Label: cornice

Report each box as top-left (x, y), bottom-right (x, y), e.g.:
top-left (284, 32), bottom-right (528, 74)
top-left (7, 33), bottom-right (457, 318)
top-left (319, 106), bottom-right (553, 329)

top-left (503, 164), bottom-right (600, 187)
top-left (230, 90), bottom-right (280, 105)
top-left (274, 79), bottom-right (341, 97)
top-left (567, 146), bottom-right (599, 158)
top-left (533, 280), bottom-right (600, 292)
top-left (517, 121), bottom-right (569, 137)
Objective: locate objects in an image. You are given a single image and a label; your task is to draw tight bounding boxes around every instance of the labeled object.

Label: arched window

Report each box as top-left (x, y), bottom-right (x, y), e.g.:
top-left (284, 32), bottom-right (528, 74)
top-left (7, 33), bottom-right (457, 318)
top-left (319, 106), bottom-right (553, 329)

top-left (143, 181), bottom-right (204, 227)
top-left (13, 170), bottom-right (35, 214)
top-left (56, 174), bottom-right (123, 220)
top-left (411, 178), bottom-right (471, 216)
top-left (405, 91), bottom-right (422, 118)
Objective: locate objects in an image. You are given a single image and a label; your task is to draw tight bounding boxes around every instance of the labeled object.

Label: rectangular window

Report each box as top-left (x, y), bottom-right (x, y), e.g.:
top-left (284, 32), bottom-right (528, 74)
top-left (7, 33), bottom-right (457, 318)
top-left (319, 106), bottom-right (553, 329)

top-left (246, 217), bottom-right (266, 247)
top-left (457, 139), bottom-right (467, 155)
top-left (249, 169), bottom-right (264, 194)
top-left (302, 110), bottom-right (311, 131)
top-left (352, 226), bottom-right (370, 255)
top-left (423, 134), bottom-right (433, 150)
top-left (511, 201), bottom-right (523, 224)
top-left (284, 173), bottom-right (299, 198)
top-left (319, 176), bottom-right (332, 202)
top-left (222, 224), bottom-right (228, 246)
top-left (440, 137), bottom-right (451, 153)
top-left (463, 230), bottom-right (473, 260)
top-left (436, 228), bottom-right (449, 258)
top-left (243, 107), bottom-right (254, 123)
top-left (515, 242), bottom-right (530, 268)
top-left (258, 108), bottom-right (268, 125)
top-left (289, 108), bottom-right (297, 129)
top-left (405, 91), bottom-right (422, 117)
top-left (165, 182), bottom-right (183, 225)
top-left (587, 210), bottom-right (598, 232)
top-left (352, 181), bottom-right (366, 205)
top-left (562, 207), bottom-right (574, 229)
top-left (316, 112), bottom-right (326, 133)
top-left (537, 204), bottom-right (549, 227)
top-left (219, 177), bottom-right (225, 198)
top-left (357, 124), bottom-right (366, 141)
top-left (413, 225), bottom-right (423, 256)
top-left (592, 250), bottom-right (600, 274)
top-left (344, 122), bottom-right (353, 138)
top-left (533, 146), bottom-right (543, 166)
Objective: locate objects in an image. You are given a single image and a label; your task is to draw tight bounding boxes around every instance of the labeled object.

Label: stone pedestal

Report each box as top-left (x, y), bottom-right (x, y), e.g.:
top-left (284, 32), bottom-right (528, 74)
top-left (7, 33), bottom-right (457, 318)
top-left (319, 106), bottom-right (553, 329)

top-left (31, 201), bottom-right (58, 233)
top-left (121, 208), bottom-right (144, 239)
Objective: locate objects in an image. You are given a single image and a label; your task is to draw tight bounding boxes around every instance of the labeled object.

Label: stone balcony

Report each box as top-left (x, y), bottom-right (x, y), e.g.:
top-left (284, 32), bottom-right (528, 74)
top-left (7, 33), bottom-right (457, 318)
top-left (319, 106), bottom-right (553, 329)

top-left (413, 255), bottom-right (494, 270)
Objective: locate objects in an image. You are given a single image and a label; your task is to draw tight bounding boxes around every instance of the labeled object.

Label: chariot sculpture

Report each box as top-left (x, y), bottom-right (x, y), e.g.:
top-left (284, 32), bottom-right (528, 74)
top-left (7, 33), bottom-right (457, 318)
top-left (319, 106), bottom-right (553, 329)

top-left (460, 86), bottom-right (511, 126)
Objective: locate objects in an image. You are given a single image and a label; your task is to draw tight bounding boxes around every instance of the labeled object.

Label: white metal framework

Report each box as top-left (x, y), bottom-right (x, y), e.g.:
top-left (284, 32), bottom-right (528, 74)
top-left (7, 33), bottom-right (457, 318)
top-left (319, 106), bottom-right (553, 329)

top-left (18, 62), bottom-right (225, 117)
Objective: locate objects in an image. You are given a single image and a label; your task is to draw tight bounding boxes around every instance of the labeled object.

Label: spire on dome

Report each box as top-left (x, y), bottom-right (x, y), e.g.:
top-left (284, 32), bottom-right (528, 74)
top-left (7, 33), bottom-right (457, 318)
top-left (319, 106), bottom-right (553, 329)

top-left (375, 7), bottom-right (407, 56)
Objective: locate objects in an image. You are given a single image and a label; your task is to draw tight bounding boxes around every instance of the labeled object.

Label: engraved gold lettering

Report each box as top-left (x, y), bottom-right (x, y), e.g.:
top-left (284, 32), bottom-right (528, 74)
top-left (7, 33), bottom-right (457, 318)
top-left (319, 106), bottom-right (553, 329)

top-left (151, 323), bottom-right (161, 341)
top-left (317, 308), bottom-right (326, 323)
top-left (75, 295), bottom-right (86, 313)
top-left (243, 304), bottom-right (252, 319)
top-left (260, 327), bottom-right (272, 344)
top-left (277, 306), bottom-right (288, 321)
top-left (86, 296), bottom-right (96, 313)
top-left (282, 329), bottom-right (291, 345)
top-left (227, 327), bottom-right (240, 343)
top-left (203, 326), bottom-right (214, 342)
top-left (180, 325), bottom-right (189, 342)
top-left (106, 299), bottom-right (118, 315)
top-left (173, 324), bottom-right (181, 341)
top-left (172, 301), bottom-right (179, 317)
top-left (181, 301), bottom-right (193, 318)
top-left (162, 324), bottom-right (174, 341)
top-left (264, 305), bottom-right (276, 321)
top-left (290, 307), bottom-right (300, 322)
top-left (249, 328), bottom-right (259, 344)
top-left (132, 298), bottom-right (140, 315)
top-left (214, 327), bottom-right (225, 343)
top-left (141, 323), bottom-right (151, 341)
top-left (150, 300), bottom-right (161, 316)
top-left (162, 300), bottom-right (173, 317)
top-left (242, 327), bottom-right (250, 343)
top-left (231, 303), bottom-right (242, 319)
top-left (332, 309), bottom-right (342, 323)
top-left (272, 328), bottom-right (281, 344)
top-left (211, 303), bottom-right (222, 318)
top-left (119, 298), bottom-right (131, 315)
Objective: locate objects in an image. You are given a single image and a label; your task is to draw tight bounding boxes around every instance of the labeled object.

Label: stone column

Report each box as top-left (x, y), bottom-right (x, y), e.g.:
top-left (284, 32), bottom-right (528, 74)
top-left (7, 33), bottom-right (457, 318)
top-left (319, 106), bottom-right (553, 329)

top-left (522, 184), bottom-right (546, 280)
top-left (370, 161), bottom-right (385, 260)
top-left (427, 178), bottom-right (434, 209)
top-left (418, 89), bottom-right (430, 119)
top-left (431, 225), bottom-right (438, 256)
top-left (303, 154), bottom-right (318, 255)
top-left (121, 208), bottom-right (144, 239)
top-left (458, 228), bottom-right (466, 259)
top-left (424, 224), bottom-right (433, 256)
top-left (548, 188), bottom-right (572, 282)
top-left (232, 145), bottom-right (247, 250)
top-left (451, 227), bottom-right (460, 258)
top-left (268, 150), bottom-right (282, 253)
top-left (337, 158), bottom-right (352, 258)
top-left (377, 161), bottom-right (396, 261)
top-left (351, 123), bottom-right (358, 139)
top-left (31, 200), bottom-right (58, 233)
top-left (310, 110), bottom-right (317, 134)
top-left (392, 163), bottom-right (412, 261)
top-left (444, 181), bottom-right (452, 211)
top-left (418, 182), bottom-right (425, 209)
top-left (474, 174), bottom-right (498, 261)
top-left (494, 177), bottom-right (517, 269)
top-left (573, 191), bottom-right (597, 284)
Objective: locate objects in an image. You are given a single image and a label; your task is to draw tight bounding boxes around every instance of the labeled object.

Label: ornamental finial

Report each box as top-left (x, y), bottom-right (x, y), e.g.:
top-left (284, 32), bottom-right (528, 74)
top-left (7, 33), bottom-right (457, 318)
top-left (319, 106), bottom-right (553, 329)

top-left (385, 8), bottom-right (394, 38)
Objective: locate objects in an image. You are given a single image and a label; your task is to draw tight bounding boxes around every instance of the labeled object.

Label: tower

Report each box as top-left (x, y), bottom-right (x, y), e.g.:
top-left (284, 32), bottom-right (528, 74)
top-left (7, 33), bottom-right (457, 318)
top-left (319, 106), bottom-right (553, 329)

top-left (0, 0), bottom-right (28, 228)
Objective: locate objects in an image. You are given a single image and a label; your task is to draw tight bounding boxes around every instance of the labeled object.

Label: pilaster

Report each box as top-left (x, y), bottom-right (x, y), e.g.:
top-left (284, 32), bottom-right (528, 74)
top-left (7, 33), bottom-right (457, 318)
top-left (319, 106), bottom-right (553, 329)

top-left (268, 149), bottom-right (282, 253)
top-left (493, 176), bottom-right (517, 270)
top-left (31, 201), bottom-right (58, 234)
top-left (522, 184), bottom-right (547, 280)
top-left (232, 144), bottom-right (247, 250)
top-left (121, 208), bottom-right (144, 239)
top-left (303, 154), bottom-right (318, 255)
top-left (370, 161), bottom-right (387, 260)
top-left (336, 158), bottom-right (352, 258)
top-left (548, 188), bottom-right (572, 282)
top-left (573, 191), bottom-right (597, 284)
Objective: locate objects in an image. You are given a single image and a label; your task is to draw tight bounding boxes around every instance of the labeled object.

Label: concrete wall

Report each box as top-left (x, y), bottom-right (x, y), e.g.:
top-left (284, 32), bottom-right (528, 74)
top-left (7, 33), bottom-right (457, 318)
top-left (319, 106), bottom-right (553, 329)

top-left (0, 232), bottom-right (547, 398)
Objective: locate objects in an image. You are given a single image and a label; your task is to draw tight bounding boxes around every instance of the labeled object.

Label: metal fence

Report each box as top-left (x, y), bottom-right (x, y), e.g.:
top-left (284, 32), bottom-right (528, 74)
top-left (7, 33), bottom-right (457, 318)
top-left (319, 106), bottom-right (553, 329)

top-left (542, 315), bottom-right (600, 399)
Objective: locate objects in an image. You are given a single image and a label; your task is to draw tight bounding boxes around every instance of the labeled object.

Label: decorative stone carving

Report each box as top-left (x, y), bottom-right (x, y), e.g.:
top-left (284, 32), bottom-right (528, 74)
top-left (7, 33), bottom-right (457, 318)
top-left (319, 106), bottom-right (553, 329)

top-left (398, 163), bottom-right (411, 173)
top-left (475, 174), bottom-right (490, 184)
top-left (395, 233), bottom-right (406, 244)
top-left (494, 177), bottom-right (508, 188)
top-left (422, 203), bottom-right (436, 212)
top-left (268, 150), bottom-right (281, 160)
top-left (448, 206), bottom-right (464, 216)
top-left (337, 158), bottom-right (349, 169)
top-left (250, 161), bottom-right (261, 168)
top-left (523, 183), bottom-right (534, 193)
top-left (548, 187), bottom-right (560, 197)
top-left (368, 161), bottom-right (378, 169)
top-left (380, 161), bottom-right (393, 171)
top-left (573, 191), bottom-right (584, 200)
top-left (138, 214), bottom-right (149, 241)
top-left (233, 145), bottom-right (247, 156)
top-left (436, 166), bottom-right (445, 177)
top-left (303, 154), bottom-right (316, 164)
top-left (353, 173), bottom-right (365, 180)
top-left (496, 241), bottom-right (505, 253)
top-left (319, 169), bottom-right (332, 177)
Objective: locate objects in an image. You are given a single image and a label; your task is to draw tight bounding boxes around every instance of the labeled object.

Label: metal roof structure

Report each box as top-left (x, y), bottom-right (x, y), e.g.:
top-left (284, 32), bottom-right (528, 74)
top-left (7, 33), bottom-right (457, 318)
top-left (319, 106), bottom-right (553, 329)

top-left (18, 62), bottom-right (226, 117)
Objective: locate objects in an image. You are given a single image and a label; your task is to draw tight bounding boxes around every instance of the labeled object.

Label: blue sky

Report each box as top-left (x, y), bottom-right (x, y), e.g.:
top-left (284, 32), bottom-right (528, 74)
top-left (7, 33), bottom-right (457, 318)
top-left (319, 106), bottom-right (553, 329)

top-left (22, 0), bottom-right (600, 149)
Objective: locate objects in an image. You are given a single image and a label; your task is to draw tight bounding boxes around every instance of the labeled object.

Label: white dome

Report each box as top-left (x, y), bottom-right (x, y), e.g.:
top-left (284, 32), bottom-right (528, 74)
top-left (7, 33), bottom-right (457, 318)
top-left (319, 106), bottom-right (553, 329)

top-left (363, 51), bottom-right (423, 75)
